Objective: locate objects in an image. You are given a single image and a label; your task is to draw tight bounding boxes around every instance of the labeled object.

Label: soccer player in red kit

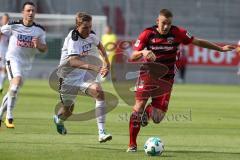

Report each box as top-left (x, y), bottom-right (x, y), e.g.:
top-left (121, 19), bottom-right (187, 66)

top-left (127, 9), bottom-right (236, 152)
top-left (237, 40), bottom-right (240, 75)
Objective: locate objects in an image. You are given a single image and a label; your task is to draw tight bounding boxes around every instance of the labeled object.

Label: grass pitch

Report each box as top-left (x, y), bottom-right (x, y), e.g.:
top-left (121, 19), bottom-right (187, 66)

top-left (0, 80), bottom-right (240, 160)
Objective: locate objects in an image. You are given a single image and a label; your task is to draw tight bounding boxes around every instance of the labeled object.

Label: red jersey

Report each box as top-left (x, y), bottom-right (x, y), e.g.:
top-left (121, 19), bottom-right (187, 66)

top-left (133, 25), bottom-right (194, 79)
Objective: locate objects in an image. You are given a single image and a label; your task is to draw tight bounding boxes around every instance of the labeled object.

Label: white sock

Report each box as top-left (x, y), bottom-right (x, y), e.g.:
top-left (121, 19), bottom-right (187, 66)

top-left (0, 93), bottom-right (8, 120)
top-left (0, 72), bottom-right (6, 89)
top-left (6, 84), bottom-right (19, 120)
top-left (98, 123), bottom-right (105, 134)
top-left (54, 114), bottom-right (64, 124)
top-left (95, 100), bottom-right (106, 134)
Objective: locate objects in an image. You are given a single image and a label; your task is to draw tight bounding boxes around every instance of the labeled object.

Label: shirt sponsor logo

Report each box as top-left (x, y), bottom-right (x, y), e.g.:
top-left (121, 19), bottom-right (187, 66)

top-left (79, 43), bottom-right (91, 56)
top-left (151, 38), bottom-right (162, 43)
top-left (150, 45), bottom-right (174, 51)
top-left (17, 34), bottom-right (34, 48)
top-left (82, 43), bottom-right (91, 52)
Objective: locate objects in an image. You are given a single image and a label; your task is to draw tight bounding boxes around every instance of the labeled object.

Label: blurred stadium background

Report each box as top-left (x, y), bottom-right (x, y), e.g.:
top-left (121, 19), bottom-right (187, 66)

top-left (0, 0), bottom-right (240, 84)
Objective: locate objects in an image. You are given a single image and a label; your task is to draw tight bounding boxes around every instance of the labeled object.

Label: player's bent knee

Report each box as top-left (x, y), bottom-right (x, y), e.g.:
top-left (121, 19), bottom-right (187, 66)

top-left (88, 83), bottom-right (104, 99)
top-left (11, 76), bottom-right (23, 86)
top-left (152, 115), bottom-right (165, 124)
top-left (152, 117), bottom-right (162, 124)
top-left (94, 88), bottom-right (104, 98)
top-left (152, 110), bottom-right (165, 124)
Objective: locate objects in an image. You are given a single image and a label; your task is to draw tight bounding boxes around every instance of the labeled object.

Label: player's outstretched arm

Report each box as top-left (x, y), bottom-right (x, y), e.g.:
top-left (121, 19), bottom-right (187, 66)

top-left (97, 42), bottom-right (110, 67)
top-left (130, 50), bottom-right (143, 61)
top-left (68, 55), bottom-right (100, 72)
top-left (192, 38), bottom-right (236, 52)
top-left (97, 42), bottom-right (110, 77)
top-left (236, 43), bottom-right (240, 53)
top-left (130, 50), bottom-right (156, 62)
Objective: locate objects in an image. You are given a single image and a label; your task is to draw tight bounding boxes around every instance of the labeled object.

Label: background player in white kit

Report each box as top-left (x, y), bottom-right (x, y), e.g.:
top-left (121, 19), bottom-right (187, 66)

top-left (54, 12), bottom-right (112, 143)
top-left (0, 13), bottom-right (10, 92)
top-left (0, 2), bottom-right (47, 128)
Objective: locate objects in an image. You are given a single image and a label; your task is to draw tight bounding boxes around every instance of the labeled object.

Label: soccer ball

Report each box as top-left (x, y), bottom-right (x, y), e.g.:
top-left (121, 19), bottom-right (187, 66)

top-left (144, 137), bottom-right (164, 156)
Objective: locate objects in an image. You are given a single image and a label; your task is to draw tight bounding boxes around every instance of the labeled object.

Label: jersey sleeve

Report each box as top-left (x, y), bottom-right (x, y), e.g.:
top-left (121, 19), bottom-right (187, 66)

top-left (0, 24), bottom-right (12, 36)
top-left (133, 29), bottom-right (150, 51)
top-left (39, 31), bottom-right (47, 45)
top-left (178, 27), bottom-right (194, 45)
top-left (67, 38), bottom-right (81, 55)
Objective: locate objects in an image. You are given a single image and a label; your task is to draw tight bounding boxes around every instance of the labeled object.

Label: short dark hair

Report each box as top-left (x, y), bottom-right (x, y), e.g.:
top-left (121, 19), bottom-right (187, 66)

top-left (22, 1), bottom-right (36, 10)
top-left (159, 9), bottom-right (173, 18)
top-left (3, 13), bottom-right (9, 17)
top-left (75, 12), bottom-right (92, 27)
top-left (2, 13), bottom-right (9, 18)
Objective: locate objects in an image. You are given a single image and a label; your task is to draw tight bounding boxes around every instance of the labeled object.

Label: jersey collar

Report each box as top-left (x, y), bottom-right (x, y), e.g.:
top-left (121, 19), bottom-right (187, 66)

top-left (20, 19), bottom-right (35, 27)
top-left (153, 25), bottom-right (174, 38)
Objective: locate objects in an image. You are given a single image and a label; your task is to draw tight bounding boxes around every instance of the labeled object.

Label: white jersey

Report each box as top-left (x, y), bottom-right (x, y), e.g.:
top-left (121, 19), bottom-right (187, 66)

top-left (58, 29), bottom-right (100, 79)
top-left (0, 26), bottom-right (9, 55)
top-left (0, 20), bottom-right (46, 69)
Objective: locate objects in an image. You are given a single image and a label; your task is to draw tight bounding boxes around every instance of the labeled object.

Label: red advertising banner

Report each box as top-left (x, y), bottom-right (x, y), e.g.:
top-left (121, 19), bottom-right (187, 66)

top-left (182, 44), bottom-right (239, 66)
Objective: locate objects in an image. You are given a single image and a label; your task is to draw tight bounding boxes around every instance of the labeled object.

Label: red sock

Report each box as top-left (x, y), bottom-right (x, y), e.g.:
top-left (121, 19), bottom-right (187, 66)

top-left (145, 104), bottom-right (153, 119)
top-left (129, 111), bottom-right (141, 147)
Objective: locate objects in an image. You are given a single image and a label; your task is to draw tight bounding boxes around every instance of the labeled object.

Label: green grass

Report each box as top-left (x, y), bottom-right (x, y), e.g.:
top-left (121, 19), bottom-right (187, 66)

top-left (0, 80), bottom-right (240, 160)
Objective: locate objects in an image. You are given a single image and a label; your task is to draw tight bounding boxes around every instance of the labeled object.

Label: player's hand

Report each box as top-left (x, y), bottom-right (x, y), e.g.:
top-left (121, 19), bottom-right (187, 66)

top-left (236, 46), bottom-right (240, 53)
top-left (221, 45), bottom-right (236, 52)
top-left (32, 37), bottom-right (41, 49)
top-left (142, 50), bottom-right (156, 62)
top-left (99, 66), bottom-right (109, 78)
top-left (237, 41), bottom-right (240, 53)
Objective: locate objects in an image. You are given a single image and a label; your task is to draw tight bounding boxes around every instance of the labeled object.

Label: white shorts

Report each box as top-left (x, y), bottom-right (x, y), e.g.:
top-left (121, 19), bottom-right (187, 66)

top-left (0, 41), bottom-right (8, 68)
top-left (0, 56), bottom-right (6, 68)
top-left (59, 71), bottom-right (98, 106)
top-left (6, 59), bottom-right (30, 80)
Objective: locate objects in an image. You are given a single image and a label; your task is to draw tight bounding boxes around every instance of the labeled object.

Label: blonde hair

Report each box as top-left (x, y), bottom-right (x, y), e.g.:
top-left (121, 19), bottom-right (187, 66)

top-left (75, 12), bottom-right (92, 27)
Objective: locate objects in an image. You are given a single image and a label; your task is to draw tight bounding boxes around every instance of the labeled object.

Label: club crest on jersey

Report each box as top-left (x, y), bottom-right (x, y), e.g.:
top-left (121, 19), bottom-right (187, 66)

top-left (167, 37), bottom-right (174, 44)
top-left (17, 34), bottom-right (34, 48)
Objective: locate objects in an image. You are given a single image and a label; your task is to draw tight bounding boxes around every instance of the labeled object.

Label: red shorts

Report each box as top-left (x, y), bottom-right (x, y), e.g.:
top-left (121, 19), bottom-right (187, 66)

top-left (135, 72), bottom-right (174, 112)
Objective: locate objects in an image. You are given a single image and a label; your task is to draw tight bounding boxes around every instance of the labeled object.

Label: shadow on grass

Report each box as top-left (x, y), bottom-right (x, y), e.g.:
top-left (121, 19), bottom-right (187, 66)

top-left (85, 146), bottom-right (240, 157)
top-left (85, 146), bottom-right (176, 158)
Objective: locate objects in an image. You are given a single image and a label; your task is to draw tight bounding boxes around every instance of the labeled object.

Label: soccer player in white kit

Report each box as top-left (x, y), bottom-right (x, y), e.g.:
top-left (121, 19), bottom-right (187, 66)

top-left (54, 12), bottom-right (112, 143)
top-left (0, 13), bottom-right (10, 92)
top-left (0, 2), bottom-right (47, 128)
